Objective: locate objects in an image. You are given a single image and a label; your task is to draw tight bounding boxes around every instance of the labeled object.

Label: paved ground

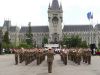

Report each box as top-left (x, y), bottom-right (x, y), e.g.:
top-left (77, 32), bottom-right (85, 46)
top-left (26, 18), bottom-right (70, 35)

top-left (0, 54), bottom-right (100, 75)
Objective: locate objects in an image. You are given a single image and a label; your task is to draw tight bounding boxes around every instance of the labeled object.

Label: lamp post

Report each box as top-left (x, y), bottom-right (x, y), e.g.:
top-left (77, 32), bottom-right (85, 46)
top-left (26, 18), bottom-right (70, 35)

top-left (0, 41), bottom-right (2, 54)
top-left (0, 31), bottom-right (3, 54)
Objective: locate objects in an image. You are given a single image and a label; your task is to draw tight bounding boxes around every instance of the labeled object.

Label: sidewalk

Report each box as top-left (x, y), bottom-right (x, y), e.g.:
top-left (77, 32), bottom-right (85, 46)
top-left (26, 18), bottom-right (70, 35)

top-left (0, 54), bottom-right (100, 75)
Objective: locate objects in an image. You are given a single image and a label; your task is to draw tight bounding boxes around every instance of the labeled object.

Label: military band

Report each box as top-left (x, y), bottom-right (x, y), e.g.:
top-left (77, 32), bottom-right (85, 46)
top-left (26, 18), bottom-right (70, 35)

top-left (14, 47), bottom-right (91, 73)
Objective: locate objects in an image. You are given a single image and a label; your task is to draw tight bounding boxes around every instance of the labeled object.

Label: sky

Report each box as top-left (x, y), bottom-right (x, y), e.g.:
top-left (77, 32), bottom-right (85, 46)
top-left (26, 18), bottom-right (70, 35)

top-left (0, 0), bottom-right (100, 27)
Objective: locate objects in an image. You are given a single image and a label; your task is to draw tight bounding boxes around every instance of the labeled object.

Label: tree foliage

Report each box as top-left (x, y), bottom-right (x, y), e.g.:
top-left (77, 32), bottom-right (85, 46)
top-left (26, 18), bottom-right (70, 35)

top-left (80, 41), bottom-right (88, 48)
top-left (2, 31), bottom-right (11, 53)
top-left (62, 35), bottom-right (88, 48)
top-left (2, 31), bottom-right (10, 48)
top-left (3, 31), bottom-right (10, 44)
top-left (17, 43), bottom-right (33, 48)
top-left (98, 41), bottom-right (100, 48)
top-left (25, 22), bottom-right (33, 46)
top-left (42, 36), bottom-right (48, 47)
top-left (18, 22), bottom-right (34, 48)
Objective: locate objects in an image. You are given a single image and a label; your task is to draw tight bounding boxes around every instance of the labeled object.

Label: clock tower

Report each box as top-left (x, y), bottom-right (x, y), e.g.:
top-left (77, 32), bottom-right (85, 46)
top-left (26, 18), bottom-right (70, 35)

top-left (48, 0), bottom-right (63, 43)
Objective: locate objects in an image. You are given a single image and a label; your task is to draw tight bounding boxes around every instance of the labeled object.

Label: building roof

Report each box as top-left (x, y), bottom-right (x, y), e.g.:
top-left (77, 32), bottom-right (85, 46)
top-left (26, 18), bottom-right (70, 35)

top-left (20, 26), bottom-right (49, 33)
top-left (3, 20), bottom-right (11, 26)
top-left (9, 26), bottom-right (18, 32)
top-left (63, 25), bottom-right (93, 32)
top-left (3, 20), bottom-right (11, 31)
top-left (95, 24), bottom-right (100, 30)
top-left (0, 27), bottom-right (2, 30)
top-left (51, 0), bottom-right (60, 10)
top-left (20, 25), bottom-right (94, 33)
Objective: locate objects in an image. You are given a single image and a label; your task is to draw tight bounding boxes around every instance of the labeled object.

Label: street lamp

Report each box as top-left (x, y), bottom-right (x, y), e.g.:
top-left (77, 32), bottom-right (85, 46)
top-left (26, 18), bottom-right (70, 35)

top-left (0, 40), bottom-right (2, 54)
top-left (0, 31), bottom-right (3, 54)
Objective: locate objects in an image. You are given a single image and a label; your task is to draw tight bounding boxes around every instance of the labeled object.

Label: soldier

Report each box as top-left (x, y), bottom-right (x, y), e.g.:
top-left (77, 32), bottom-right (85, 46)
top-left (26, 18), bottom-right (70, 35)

top-left (63, 50), bottom-right (67, 65)
top-left (36, 49), bottom-right (41, 65)
top-left (19, 48), bottom-right (23, 63)
top-left (75, 49), bottom-right (82, 65)
top-left (82, 48), bottom-right (91, 64)
top-left (24, 50), bottom-right (29, 65)
top-left (60, 49), bottom-right (63, 61)
top-left (86, 48), bottom-right (91, 64)
top-left (14, 49), bottom-right (18, 65)
top-left (47, 48), bottom-right (55, 73)
top-left (60, 49), bottom-right (67, 65)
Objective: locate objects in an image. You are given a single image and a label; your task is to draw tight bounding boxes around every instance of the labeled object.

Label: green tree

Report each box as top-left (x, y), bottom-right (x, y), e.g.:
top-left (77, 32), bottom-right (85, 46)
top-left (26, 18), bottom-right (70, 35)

top-left (26, 22), bottom-right (33, 46)
top-left (17, 43), bottom-right (32, 48)
top-left (98, 41), bottom-right (100, 48)
top-left (42, 36), bottom-right (48, 47)
top-left (2, 31), bottom-right (10, 53)
top-left (0, 29), bottom-right (3, 54)
top-left (62, 35), bottom-right (70, 48)
top-left (3, 31), bottom-right (10, 44)
top-left (81, 41), bottom-right (88, 48)
top-left (62, 35), bottom-right (82, 48)
top-left (62, 35), bottom-right (67, 45)
top-left (71, 35), bottom-right (82, 48)
top-left (2, 42), bottom-right (8, 48)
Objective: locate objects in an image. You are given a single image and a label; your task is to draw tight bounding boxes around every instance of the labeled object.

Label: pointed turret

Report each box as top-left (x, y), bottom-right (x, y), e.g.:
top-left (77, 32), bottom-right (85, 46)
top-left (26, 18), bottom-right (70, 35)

top-left (48, 3), bottom-right (51, 9)
top-left (3, 20), bottom-right (11, 31)
top-left (51, 0), bottom-right (60, 10)
top-left (60, 2), bottom-right (62, 10)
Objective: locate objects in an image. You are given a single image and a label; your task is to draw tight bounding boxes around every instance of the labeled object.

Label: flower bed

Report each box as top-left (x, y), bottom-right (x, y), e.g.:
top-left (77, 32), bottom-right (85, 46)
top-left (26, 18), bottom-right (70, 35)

top-left (96, 52), bottom-right (100, 55)
top-left (96, 49), bottom-right (100, 55)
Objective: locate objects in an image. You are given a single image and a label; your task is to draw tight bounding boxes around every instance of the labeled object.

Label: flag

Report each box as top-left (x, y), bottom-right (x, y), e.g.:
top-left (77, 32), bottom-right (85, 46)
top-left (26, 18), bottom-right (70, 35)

top-left (87, 12), bottom-right (93, 20)
top-left (91, 13), bottom-right (93, 19)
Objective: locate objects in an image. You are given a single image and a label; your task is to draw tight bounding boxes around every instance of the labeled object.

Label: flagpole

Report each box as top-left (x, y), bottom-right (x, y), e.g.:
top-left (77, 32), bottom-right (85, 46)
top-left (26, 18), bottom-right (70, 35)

top-left (90, 18), bottom-right (94, 28)
top-left (87, 11), bottom-right (93, 27)
top-left (92, 12), bottom-right (94, 28)
top-left (87, 11), bottom-right (93, 45)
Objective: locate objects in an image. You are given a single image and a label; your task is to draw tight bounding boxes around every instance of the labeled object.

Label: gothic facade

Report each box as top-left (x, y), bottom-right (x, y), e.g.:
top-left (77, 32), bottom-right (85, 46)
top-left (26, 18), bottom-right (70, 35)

top-left (0, 0), bottom-right (100, 48)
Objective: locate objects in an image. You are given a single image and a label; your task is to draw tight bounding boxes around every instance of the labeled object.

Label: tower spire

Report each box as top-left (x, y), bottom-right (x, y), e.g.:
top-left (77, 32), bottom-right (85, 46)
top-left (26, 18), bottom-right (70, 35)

top-left (48, 3), bottom-right (51, 9)
top-left (51, 0), bottom-right (60, 10)
top-left (60, 2), bottom-right (62, 10)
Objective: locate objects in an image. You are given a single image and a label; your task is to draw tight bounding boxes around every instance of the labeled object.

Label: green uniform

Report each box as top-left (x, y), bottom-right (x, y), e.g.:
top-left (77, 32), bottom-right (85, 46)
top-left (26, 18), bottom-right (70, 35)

top-left (36, 51), bottom-right (41, 65)
top-left (47, 50), bottom-right (54, 73)
top-left (15, 51), bottom-right (18, 65)
top-left (63, 52), bottom-right (67, 65)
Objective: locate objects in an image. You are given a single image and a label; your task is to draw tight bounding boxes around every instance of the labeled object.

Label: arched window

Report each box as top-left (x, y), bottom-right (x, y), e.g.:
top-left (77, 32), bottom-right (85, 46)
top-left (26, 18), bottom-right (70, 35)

top-left (52, 17), bottom-right (59, 25)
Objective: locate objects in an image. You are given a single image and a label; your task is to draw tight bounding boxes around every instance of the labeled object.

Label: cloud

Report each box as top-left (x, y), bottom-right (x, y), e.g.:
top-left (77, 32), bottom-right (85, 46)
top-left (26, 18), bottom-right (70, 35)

top-left (0, 0), bottom-right (100, 27)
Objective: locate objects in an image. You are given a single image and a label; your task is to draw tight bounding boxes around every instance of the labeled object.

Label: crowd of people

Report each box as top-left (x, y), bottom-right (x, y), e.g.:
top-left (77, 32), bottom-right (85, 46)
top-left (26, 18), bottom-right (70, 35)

top-left (14, 48), bottom-right (91, 73)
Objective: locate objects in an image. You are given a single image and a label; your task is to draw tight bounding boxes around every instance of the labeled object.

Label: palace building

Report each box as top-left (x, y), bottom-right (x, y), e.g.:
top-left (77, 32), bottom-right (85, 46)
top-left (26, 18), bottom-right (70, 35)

top-left (0, 0), bottom-right (100, 48)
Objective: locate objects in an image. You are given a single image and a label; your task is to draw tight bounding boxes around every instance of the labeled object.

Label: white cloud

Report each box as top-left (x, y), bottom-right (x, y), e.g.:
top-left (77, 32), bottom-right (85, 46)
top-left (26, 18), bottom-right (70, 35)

top-left (0, 0), bottom-right (100, 27)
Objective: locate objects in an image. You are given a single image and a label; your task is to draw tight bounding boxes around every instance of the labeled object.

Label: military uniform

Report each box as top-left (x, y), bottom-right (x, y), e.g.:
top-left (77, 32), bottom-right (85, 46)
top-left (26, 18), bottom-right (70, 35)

top-left (24, 51), bottom-right (29, 65)
top-left (82, 49), bottom-right (91, 64)
top-left (14, 50), bottom-right (18, 65)
top-left (75, 52), bottom-right (81, 65)
top-left (36, 50), bottom-right (41, 65)
top-left (47, 49), bottom-right (54, 73)
top-left (63, 52), bottom-right (67, 65)
top-left (60, 49), bottom-right (67, 65)
top-left (19, 49), bottom-right (23, 63)
top-left (86, 49), bottom-right (91, 64)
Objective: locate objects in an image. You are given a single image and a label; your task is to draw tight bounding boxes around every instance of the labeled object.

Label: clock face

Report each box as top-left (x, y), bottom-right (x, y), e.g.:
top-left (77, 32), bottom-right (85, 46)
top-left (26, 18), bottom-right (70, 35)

top-left (52, 17), bottom-right (59, 26)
